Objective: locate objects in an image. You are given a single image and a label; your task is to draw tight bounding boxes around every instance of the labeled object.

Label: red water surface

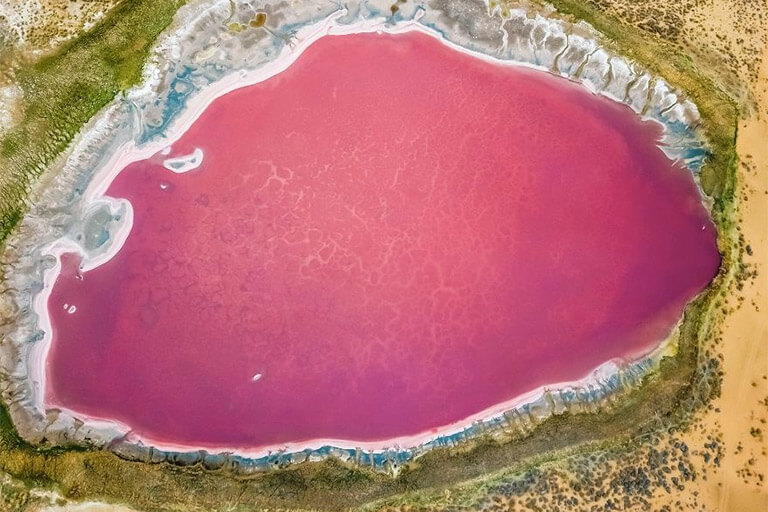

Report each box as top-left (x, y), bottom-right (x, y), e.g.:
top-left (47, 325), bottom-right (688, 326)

top-left (46, 31), bottom-right (720, 449)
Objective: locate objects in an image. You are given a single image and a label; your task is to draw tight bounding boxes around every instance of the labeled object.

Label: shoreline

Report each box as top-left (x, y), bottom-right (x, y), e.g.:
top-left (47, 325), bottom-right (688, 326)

top-left (50, 342), bottom-right (673, 460)
top-left (5, 0), bottom-right (718, 470)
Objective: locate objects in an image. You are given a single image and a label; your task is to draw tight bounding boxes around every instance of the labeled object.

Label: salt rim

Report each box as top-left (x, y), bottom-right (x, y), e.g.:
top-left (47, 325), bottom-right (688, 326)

top-left (162, 148), bottom-right (204, 173)
top-left (1, 0), bottom-right (713, 470)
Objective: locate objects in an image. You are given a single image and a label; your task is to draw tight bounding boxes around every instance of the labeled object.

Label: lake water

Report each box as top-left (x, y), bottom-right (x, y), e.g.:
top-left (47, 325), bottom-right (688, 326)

top-left (45, 31), bottom-right (720, 450)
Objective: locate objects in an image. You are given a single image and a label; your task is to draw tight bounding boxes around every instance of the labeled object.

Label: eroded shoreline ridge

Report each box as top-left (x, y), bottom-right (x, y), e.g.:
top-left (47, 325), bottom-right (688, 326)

top-left (0, 0), bottom-right (719, 471)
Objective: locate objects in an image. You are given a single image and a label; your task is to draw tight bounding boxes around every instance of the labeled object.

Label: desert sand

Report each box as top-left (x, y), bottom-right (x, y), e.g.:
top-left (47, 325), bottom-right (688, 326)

top-left (675, 38), bottom-right (768, 512)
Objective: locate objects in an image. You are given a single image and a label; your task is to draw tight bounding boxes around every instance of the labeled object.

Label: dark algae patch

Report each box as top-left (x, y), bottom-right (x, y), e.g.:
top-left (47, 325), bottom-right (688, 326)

top-left (0, 1), bottom-right (740, 511)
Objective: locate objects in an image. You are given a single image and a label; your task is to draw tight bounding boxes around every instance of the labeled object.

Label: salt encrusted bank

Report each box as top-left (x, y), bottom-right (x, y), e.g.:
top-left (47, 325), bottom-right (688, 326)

top-left (0, 0), bottom-right (713, 472)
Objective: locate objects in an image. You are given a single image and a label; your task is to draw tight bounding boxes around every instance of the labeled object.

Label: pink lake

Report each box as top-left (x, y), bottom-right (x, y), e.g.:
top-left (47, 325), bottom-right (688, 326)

top-left (45, 31), bottom-right (720, 450)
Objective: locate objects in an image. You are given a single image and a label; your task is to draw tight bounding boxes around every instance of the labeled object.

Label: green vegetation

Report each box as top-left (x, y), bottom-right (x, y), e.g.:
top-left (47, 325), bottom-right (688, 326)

top-left (0, 0), bottom-right (742, 510)
top-left (0, 0), bottom-right (186, 244)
